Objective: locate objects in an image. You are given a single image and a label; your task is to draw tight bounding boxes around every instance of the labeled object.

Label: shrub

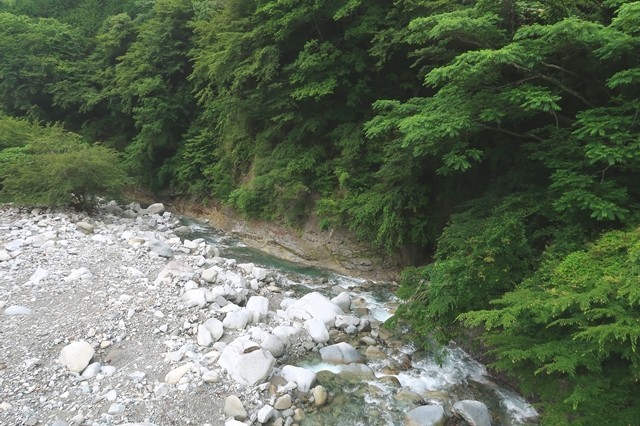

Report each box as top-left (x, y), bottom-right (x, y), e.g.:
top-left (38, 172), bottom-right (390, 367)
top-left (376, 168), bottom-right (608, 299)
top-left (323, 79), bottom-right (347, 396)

top-left (0, 118), bottom-right (129, 209)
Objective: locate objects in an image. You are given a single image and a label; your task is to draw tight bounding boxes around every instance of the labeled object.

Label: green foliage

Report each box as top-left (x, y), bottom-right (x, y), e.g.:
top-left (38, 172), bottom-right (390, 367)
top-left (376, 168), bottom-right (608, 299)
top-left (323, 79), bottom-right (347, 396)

top-left (393, 195), bottom-right (539, 342)
top-left (0, 12), bottom-right (86, 120)
top-left (2, 1), bottom-right (640, 421)
top-left (0, 117), bottom-right (129, 209)
top-left (460, 226), bottom-right (640, 424)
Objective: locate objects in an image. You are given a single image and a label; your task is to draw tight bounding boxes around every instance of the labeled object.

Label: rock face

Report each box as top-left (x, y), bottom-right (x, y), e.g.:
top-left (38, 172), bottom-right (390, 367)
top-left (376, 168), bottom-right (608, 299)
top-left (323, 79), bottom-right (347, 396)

top-left (453, 400), bottom-right (492, 426)
top-left (59, 341), bottom-right (95, 373)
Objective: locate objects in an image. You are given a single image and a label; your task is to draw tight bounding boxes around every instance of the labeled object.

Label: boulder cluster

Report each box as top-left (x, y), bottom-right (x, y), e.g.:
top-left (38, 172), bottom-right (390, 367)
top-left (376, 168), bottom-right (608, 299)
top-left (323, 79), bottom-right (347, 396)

top-left (0, 201), bottom-right (503, 426)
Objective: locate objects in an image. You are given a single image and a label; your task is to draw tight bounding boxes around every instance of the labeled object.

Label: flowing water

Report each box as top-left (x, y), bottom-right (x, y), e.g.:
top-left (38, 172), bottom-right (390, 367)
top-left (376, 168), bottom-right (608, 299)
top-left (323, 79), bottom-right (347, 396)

top-left (182, 218), bottom-right (539, 425)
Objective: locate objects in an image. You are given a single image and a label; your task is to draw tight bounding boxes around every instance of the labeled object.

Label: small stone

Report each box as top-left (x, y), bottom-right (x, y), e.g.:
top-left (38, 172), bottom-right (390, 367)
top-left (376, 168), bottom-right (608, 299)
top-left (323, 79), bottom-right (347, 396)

top-left (4, 305), bottom-right (32, 316)
top-left (312, 385), bottom-right (328, 407)
top-left (257, 405), bottom-right (275, 423)
top-left (76, 222), bottom-right (94, 234)
top-left (224, 395), bottom-right (247, 420)
top-left (107, 403), bottom-right (125, 416)
top-left (0, 402), bottom-right (12, 410)
top-left (201, 267), bottom-right (218, 283)
top-left (60, 341), bottom-right (95, 373)
top-left (165, 363), bottom-right (193, 384)
top-left (274, 394), bottom-right (292, 410)
top-left (81, 362), bottom-right (101, 378)
top-left (202, 370), bottom-right (222, 383)
top-left (100, 340), bottom-right (112, 349)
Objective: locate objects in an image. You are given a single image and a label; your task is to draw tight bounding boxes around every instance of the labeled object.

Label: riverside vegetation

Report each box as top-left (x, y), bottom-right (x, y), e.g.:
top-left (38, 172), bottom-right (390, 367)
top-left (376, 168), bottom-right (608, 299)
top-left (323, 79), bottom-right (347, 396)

top-left (0, 0), bottom-right (639, 423)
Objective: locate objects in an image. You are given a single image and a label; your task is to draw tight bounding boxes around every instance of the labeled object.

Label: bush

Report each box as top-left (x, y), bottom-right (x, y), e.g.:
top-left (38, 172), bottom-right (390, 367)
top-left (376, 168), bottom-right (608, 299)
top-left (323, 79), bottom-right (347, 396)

top-left (460, 226), bottom-right (640, 424)
top-left (0, 118), bottom-right (129, 209)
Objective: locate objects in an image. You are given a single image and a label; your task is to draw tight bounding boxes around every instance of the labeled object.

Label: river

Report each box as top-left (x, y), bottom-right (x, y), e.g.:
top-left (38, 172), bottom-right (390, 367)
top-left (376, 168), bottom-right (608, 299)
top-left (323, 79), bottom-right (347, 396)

top-left (182, 217), bottom-right (539, 425)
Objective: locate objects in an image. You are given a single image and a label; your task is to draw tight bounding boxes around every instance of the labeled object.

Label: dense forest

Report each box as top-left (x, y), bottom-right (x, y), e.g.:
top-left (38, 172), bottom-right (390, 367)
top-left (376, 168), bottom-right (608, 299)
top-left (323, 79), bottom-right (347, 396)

top-left (1, 0), bottom-right (639, 423)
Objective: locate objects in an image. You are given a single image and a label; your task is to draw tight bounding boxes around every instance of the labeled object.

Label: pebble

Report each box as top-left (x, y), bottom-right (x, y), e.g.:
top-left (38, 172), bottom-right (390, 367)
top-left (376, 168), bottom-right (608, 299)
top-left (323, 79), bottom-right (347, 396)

top-left (4, 305), bottom-right (32, 315)
top-left (107, 402), bottom-right (126, 415)
top-left (224, 395), bottom-right (247, 420)
top-left (165, 363), bottom-right (192, 384)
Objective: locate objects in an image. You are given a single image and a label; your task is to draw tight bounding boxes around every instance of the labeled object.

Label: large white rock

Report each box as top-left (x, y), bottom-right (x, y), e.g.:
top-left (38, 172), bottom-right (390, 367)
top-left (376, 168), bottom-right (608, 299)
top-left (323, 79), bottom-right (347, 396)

top-left (281, 365), bottom-right (316, 392)
top-left (331, 292), bottom-right (351, 312)
top-left (406, 405), bottom-right (446, 426)
top-left (223, 308), bottom-right (251, 330)
top-left (285, 292), bottom-right (344, 326)
top-left (260, 334), bottom-right (285, 358)
top-left (218, 338), bottom-right (275, 386)
top-left (60, 341), bottom-right (95, 373)
top-left (246, 296), bottom-right (269, 323)
top-left (203, 318), bottom-right (224, 341)
top-left (319, 342), bottom-right (363, 364)
top-left (252, 267), bottom-right (268, 281)
top-left (304, 318), bottom-right (329, 343)
top-left (453, 400), bottom-right (492, 426)
top-left (146, 203), bottom-right (166, 214)
top-left (182, 288), bottom-right (212, 308)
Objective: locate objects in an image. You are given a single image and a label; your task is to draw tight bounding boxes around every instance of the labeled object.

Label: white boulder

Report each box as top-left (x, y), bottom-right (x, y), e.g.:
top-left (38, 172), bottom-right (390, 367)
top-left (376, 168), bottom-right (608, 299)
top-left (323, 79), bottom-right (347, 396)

top-left (281, 365), bottom-right (316, 392)
top-left (218, 338), bottom-right (275, 386)
top-left (246, 296), bottom-right (269, 323)
top-left (285, 292), bottom-right (344, 326)
top-left (319, 342), bottom-right (363, 364)
top-left (60, 341), bottom-right (95, 373)
top-left (304, 318), bottom-right (329, 343)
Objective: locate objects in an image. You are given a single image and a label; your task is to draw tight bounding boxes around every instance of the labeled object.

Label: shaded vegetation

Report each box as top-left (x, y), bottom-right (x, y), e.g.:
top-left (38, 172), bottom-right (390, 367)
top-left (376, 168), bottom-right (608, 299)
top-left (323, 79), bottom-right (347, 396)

top-left (1, 0), bottom-right (640, 422)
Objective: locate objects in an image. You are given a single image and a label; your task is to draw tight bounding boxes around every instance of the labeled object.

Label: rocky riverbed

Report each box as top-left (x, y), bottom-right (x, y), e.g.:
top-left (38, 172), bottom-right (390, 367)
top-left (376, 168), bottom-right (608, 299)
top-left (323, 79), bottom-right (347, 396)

top-left (0, 201), bottom-right (538, 426)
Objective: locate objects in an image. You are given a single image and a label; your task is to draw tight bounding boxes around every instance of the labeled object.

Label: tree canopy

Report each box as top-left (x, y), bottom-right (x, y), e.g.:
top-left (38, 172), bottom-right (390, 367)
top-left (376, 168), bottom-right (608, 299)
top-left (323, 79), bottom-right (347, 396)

top-left (1, 0), bottom-right (639, 422)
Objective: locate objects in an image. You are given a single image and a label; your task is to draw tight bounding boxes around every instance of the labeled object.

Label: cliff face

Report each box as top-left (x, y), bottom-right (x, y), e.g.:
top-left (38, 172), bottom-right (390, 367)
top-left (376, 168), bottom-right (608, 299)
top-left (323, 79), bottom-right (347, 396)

top-left (171, 200), bottom-right (402, 282)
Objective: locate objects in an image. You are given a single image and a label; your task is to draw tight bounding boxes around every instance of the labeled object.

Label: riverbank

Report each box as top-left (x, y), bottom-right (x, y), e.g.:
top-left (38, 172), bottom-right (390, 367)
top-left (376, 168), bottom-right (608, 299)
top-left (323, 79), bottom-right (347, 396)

top-left (0, 200), bottom-right (538, 425)
top-left (170, 199), bottom-right (402, 282)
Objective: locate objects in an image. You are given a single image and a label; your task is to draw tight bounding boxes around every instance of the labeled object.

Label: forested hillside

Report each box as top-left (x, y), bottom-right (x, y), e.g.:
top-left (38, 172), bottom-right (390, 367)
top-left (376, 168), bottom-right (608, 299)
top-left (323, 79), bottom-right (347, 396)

top-left (1, 0), bottom-right (639, 423)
